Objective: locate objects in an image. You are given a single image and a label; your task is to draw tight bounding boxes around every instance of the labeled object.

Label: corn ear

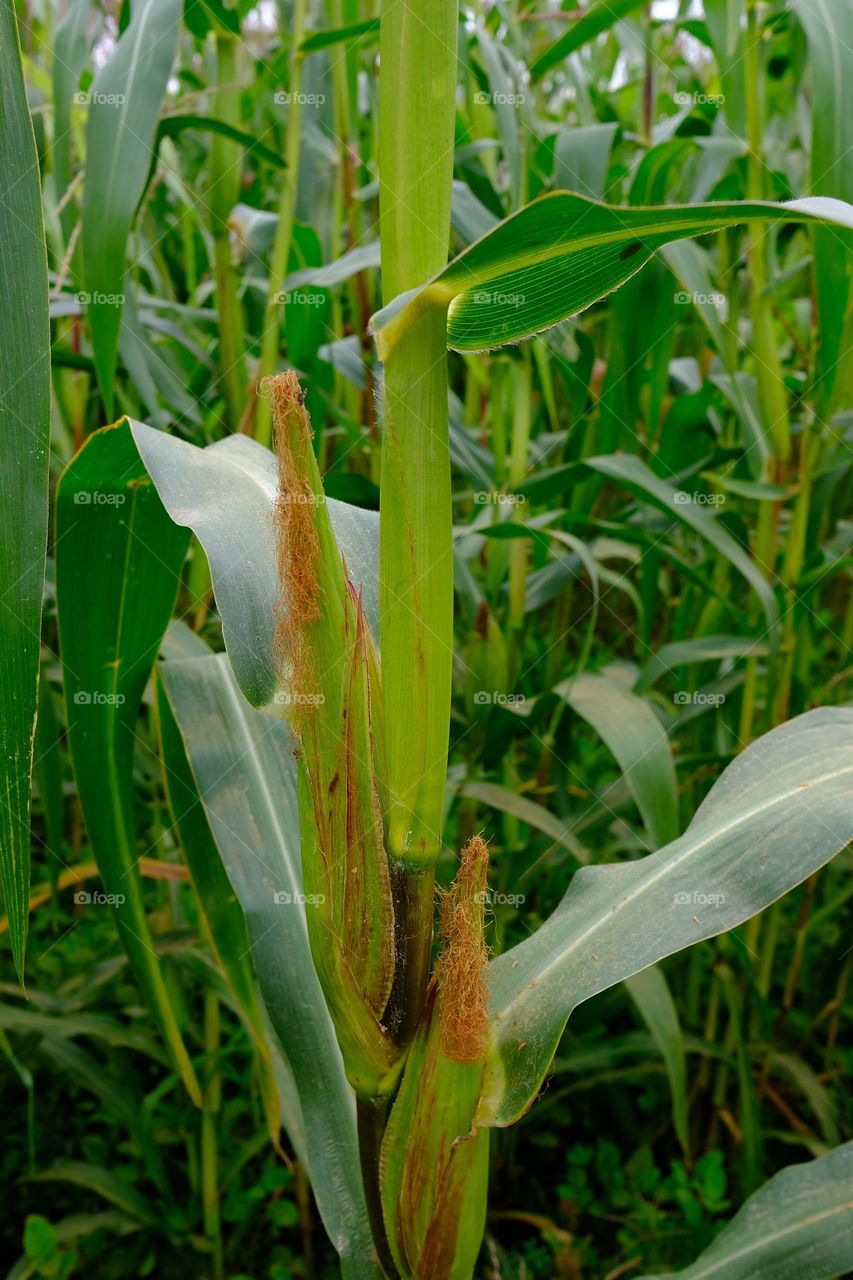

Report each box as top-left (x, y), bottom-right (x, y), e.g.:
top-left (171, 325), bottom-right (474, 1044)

top-left (380, 838), bottom-right (491, 1279)
top-left (271, 373), bottom-right (399, 1096)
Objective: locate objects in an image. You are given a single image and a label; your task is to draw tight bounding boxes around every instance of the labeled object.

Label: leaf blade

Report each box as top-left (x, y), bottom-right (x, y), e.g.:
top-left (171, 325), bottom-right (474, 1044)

top-left (0, 0), bottom-right (51, 979)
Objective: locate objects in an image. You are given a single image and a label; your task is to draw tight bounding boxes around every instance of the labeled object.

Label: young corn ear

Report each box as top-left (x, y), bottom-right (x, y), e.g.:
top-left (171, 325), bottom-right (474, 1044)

top-left (271, 373), bottom-right (399, 1097)
top-left (380, 837), bottom-right (491, 1279)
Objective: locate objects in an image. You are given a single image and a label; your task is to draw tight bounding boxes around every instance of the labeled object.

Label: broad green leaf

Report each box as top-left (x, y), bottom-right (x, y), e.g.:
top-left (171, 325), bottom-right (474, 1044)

top-left (154, 673), bottom-right (288, 1154)
top-left (624, 966), bottom-right (689, 1156)
top-left (55, 423), bottom-right (201, 1106)
top-left (284, 241), bottom-right (381, 290)
top-left (81, 0), bottom-right (182, 414)
top-left (529, 0), bottom-right (648, 81)
top-left (128, 422), bottom-right (379, 709)
top-left (583, 454), bottom-right (779, 633)
top-left (789, 0), bottom-right (853, 412)
top-left (481, 708), bottom-right (853, 1126)
top-left (639, 1140), bottom-right (853, 1279)
top-left (0, 0), bottom-right (51, 980)
top-left (51, 0), bottom-right (91, 242)
top-left (158, 652), bottom-right (377, 1280)
top-left (300, 17), bottom-right (380, 54)
top-left (461, 781), bottom-right (589, 863)
top-left (29, 1163), bottom-right (158, 1225)
top-left (558, 672), bottom-right (679, 849)
top-left (554, 123), bottom-right (618, 202)
top-left (371, 193), bottom-right (853, 361)
top-left (635, 636), bottom-right (769, 693)
top-left (155, 114), bottom-right (285, 170)
top-left (519, 454), bottom-right (778, 632)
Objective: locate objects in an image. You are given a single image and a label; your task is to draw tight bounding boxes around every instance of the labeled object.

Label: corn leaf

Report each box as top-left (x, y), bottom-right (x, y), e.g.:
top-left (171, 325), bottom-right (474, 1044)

top-left (154, 672), bottom-right (289, 1154)
top-left (158, 652), bottom-right (378, 1280)
top-left (789, 0), bottom-right (853, 412)
top-left (55, 423), bottom-right (201, 1106)
top-left (51, 0), bottom-right (91, 242)
top-left (529, 0), bottom-right (648, 81)
top-left (128, 423), bottom-right (379, 709)
top-left (639, 1140), bottom-right (853, 1279)
top-left (0, 0), bottom-right (51, 980)
top-left (372, 193), bottom-right (853, 360)
top-left (558, 672), bottom-right (679, 849)
top-left (81, 0), bottom-right (182, 414)
top-left (481, 708), bottom-right (853, 1126)
top-left (624, 966), bottom-right (689, 1157)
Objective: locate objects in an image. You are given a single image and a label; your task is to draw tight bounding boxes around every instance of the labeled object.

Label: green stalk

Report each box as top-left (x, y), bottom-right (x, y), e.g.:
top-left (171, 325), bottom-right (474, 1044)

top-left (740, 0), bottom-right (786, 742)
top-left (507, 359), bottom-right (532, 641)
top-left (201, 990), bottom-right (223, 1280)
top-left (209, 33), bottom-right (247, 430)
top-left (256, 0), bottom-right (307, 445)
top-left (744, 2), bottom-right (789, 463)
top-left (368, 1), bottom-right (457, 1258)
top-left (378, 0), bottom-right (458, 865)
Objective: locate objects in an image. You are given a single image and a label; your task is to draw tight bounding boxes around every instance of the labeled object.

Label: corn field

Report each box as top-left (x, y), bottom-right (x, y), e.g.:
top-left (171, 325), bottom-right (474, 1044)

top-left (1, 0), bottom-right (853, 1276)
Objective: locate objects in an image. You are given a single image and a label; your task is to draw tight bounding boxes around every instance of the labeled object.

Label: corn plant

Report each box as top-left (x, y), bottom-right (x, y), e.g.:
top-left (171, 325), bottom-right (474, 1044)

top-left (4, 0), bottom-right (853, 1276)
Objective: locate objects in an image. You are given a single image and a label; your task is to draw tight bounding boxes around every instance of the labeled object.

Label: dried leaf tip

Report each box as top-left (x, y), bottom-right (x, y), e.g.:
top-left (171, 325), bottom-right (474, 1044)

top-left (271, 372), bottom-right (321, 725)
top-left (436, 834), bottom-right (491, 1064)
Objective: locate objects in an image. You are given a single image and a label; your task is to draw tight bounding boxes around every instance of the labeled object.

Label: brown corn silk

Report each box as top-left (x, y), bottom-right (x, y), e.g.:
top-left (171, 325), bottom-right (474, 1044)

top-left (270, 371), bottom-right (321, 728)
top-left (435, 834), bottom-right (490, 1063)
